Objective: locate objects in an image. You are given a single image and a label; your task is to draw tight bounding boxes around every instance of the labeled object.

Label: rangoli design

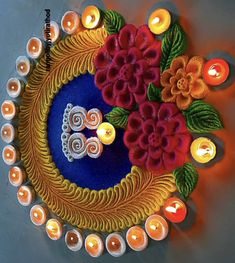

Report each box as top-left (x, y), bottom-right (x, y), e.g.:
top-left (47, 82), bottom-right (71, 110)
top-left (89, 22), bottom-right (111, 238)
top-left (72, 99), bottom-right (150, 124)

top-left (1, 3), bottom-right (230, 258)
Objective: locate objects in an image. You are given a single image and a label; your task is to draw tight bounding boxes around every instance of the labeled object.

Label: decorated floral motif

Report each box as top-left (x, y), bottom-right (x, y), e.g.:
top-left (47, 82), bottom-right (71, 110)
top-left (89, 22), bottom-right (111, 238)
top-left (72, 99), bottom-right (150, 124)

top-left (94, 24), bottom-right (162, 110)
top-left (124, 101), bottom-right (192, 174)
top-left (161, 56), bottom-right (209, 110)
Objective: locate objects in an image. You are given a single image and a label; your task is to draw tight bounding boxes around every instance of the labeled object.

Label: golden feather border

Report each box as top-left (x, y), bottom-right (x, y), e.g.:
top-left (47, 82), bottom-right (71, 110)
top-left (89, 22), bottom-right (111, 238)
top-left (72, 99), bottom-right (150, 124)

top-left (18, 28), bottom-right (176, 232)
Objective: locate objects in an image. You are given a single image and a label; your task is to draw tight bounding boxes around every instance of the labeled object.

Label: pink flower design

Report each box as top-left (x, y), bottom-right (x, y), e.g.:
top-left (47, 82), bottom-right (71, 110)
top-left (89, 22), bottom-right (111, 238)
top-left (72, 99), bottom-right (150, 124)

top-left (94, 24), bottom-right (162, 110)
top-left (124, 101), bottom-right (192, 174)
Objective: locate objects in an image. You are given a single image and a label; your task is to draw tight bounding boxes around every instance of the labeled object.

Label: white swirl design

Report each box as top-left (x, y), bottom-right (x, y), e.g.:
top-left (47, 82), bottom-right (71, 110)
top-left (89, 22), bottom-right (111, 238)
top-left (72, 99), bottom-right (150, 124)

top-left (86, 137), bottom-right (103, 159)
top-left (85, 108), bottom-right (103, 130)
top-left (68, 106), bottom-right (87, 131)
top-left (68, 133), bottom-right (87, 160)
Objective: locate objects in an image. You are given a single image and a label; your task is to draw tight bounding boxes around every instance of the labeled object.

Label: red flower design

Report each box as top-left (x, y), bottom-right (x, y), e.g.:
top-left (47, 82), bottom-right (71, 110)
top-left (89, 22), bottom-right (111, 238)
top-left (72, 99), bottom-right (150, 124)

top-left (124, 101), bottom-right (192, 174)
top-left (94, 24), bottom-right (162, 110)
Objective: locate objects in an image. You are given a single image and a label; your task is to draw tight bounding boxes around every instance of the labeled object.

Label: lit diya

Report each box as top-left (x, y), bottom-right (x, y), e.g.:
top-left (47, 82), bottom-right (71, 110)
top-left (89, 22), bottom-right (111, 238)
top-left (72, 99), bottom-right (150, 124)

top-left (26, 37), bottom-right (44, 59)
top-left (163, 197), bottom-right (187, 223)
top-left (148, 8), bottom-right (171, 35)
top-left (2, 145), bottom-right (20, 165)
top-left (17, 185), bottom-right (35, 206)
top-left (126, 226), bottom-right (148, 251)
top-left (8, 166), bottom-right (26, 187)
top-left (85, 234), bottom-right (104, 257)
top-left (190, 137), bottom-right (216, 163)
top-left (106, 233), bottom-right (126, 257)
top-left (43, 20), bottom-right (60, 44)
top-left (16, 56), bottom-right (31, 77)
top-left (65, 229), bottom-right (83, 251)
top-left (203, 58), bottom-right (230, 86)
top-left (97, 122), bottom-right (116, 145)
top-left (61, 11), bottom-right (82, 34)
top-left (81, 5), bottom-right (101, 29)
top-left (30, 204), bottom-right (48, 226)
top-left (1, 123), bottom-right (17, 143)
top-left (1, 100), bottom-right (17, 120)
top-left (6, 78), bottom-right (24, 98)
top-left (46, 219), bottom-right (63, 240)
top-left (145, 214), bottom-right (169, 241)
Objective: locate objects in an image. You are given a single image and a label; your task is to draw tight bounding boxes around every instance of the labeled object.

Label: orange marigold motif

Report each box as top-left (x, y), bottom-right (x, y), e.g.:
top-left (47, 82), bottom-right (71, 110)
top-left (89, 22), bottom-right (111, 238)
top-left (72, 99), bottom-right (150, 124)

top-left (160, 56), bottom-right (209, 110)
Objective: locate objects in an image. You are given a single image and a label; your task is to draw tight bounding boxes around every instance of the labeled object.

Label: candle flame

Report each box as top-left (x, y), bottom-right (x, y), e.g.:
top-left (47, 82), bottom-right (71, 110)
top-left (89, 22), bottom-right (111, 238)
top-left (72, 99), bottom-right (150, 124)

top-left (208, 68), bottom-right (220, 77)
top-left (86, 15), bottom-right (93, 25)
top-left (165, 203), bottom-right (181, 214)
top-left (197, 147), bottom-right (213, 157)
top-left (19, 191), bottom-right (25, 197)
top-left (33, 212), bottom-right (38, 218)
top-left (88, 241), bottom-right (94, 248)
top-left (131, 234), bottom-right (138, 240)
top-left (5, 107), bottom-right (9, 112)
top-left (47, 225), bottom-right (56, 232)
top-left (152, 16), bottom-right (160, 25)
top-left (150, 223), bottom-right (159, 231)
top-left (67, 21), bottom-right (72, 27)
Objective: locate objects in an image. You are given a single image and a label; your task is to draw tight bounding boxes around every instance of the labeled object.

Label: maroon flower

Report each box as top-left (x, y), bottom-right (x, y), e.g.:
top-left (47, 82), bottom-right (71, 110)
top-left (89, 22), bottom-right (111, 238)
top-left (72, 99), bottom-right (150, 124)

top-left (94, 24), bottom-right (162, 110)
top-left (124, 101), bottom-right (192, 174)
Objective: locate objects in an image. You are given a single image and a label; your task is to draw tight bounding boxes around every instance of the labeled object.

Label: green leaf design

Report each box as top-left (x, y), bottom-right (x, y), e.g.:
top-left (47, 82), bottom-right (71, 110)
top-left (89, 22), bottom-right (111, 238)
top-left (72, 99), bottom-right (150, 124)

top-left (147, 83), bottom-right (162, 102)
top-left (173, 163), bottom-right (199, 199)
top-left (183, 100), bottom-right (223, 133)
top-left (160, 23), bottom-right (187, 72)
top-left (105, 107), bottom-right (130, 129)
top-left (104, 10), bottom-right (125, 35)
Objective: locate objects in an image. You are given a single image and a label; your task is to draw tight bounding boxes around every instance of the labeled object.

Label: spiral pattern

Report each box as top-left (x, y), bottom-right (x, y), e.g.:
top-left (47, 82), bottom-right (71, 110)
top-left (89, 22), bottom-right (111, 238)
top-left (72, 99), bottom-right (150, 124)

top-left (86, 137), bottom-right (103, 158)
top-left (85, 108), bottom-right (103, 130)
top-left (68, 106), bottom-right (87, 131)
top-left (68, 133), bottom-right (87, 159)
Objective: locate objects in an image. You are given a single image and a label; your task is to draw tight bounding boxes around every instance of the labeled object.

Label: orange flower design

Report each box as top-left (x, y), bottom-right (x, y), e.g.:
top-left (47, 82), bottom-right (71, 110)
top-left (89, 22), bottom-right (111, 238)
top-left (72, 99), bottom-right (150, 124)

top-left (161, 56), bottom-right (209, 110)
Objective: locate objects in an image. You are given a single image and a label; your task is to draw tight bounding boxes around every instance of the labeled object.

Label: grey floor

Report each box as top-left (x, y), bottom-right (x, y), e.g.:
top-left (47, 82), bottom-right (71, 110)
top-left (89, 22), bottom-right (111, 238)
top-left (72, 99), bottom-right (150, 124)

top-left (0, 0), bottom-right (235, 263)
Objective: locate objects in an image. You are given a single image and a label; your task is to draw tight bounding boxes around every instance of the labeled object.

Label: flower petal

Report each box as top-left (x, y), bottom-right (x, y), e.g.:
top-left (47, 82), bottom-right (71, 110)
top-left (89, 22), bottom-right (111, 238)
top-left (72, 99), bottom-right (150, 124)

top-left (149, 146), bottom-right (163, 159)
top-left (171, 85), bottom-right (181, 95)
top-left (146, 156), bottom-right (164, 173)
top-left (135, 25), bottom-right (155, 51)
top-left (160, 69), bottom-right (173, 87)
top-left (105, 34), bottom-right (120, 56)
top-left (186, 56), bottom-right (204, 77)
top-left (138, 134), bottom-right (149, 150)
top-left (143, 67), bottom-right (160, 86)
top-left (118, 24), bottom-right (137, 50)
top-left (142, 119), bottom-right (155, 134)
top-left (176, 94), bottom-right (193, 110)
top-left (170, 55), bottom-right (189, 75)
top-left (113, 80), bottom-right (128, 96)
top-left (133, 85), bottom-right (147, 104)
top-left (162, 151), bottom-right (185, 171)
top-left (94, 47), bottom-right (112, 69)
top-left (143, 41), bottom-right (162, 66)
top-left (161, 135), bottom-right (178, 153)
top-left (124, 131), bottom-right (139, 148)
top-left (176, 133), bottom-right (192, 153)
top-left (129, 147), bottom-right (147, 166)
top-left (126, 47), bottom-right (142, 64)
top-left (158, 103), bottom-right (179, 120)
top-left (128, 75), bottom-right (143, 93)
top-left (113, 50), bottom-right (128, 67)
top-left (139, 101), bottom-right (160, 120)
top-left (95, 68), bottom-right (109, 89)
top-left (133, 59), bottom-right (149, 75)
top-left (190, 78), bottom-right (209, 99)
top-left (127, 112), bottom-right (143, 131)
top-left (102, 85), bottom-right (115, 106)
top-left (107, 64), bottom-right (119, 82)
top-left (116, 92), bottom-right (135, 110)
top-left (161, 87), bottom-right (176, 102)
